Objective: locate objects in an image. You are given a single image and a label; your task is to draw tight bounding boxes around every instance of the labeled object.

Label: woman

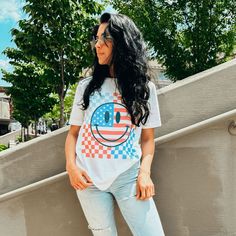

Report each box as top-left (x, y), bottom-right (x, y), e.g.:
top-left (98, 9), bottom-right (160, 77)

top-left (65, 12), bottom-right (165, 236)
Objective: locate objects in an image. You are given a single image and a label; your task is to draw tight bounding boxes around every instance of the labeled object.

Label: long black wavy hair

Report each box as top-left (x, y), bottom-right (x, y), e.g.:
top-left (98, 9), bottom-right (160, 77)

top-left (82, 13), bottom-right (151, 127)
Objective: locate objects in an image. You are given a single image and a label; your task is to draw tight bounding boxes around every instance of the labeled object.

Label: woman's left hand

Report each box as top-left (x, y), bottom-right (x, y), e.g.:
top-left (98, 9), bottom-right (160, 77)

top-left (136, 172), bottom-right (155, 200)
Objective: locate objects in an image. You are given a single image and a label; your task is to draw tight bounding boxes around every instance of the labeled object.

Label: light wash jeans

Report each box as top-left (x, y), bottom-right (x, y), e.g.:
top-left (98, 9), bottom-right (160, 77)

top-left (76, 161), bottom-right (165, 236)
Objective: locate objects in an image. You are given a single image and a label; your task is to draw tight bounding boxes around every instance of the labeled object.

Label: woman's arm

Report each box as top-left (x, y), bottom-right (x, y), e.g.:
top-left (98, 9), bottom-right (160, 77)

top-left (136, 128), bottom-right (156, 200)
top-left (65, 125), bottom-right (80, 168)
top-left (140, 128), bottom-right (155, 174)
top-left (65, 125), bottom-right (93, 190)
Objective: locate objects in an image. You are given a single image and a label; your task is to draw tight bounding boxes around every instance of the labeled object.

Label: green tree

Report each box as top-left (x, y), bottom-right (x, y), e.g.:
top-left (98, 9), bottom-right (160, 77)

top-left (11, 0), bottom-right (104, 126)
top-left (2, 48), bottom-right (57, 140)
top-left (43, 82), bottom-right (78, 125)
top-left (111, 0), bottom-right (236, 81)
top-left (64, 82), bottom-right (77, 119)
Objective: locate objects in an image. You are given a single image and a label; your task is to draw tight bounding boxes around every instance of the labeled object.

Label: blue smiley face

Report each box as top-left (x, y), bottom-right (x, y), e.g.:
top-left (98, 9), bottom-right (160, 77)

top-left (90, 102), bottom-right (133, 147)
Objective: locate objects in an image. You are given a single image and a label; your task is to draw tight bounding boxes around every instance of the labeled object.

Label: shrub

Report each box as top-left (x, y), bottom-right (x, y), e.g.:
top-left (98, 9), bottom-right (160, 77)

top-left (0, 144), bottom-right (8, 152)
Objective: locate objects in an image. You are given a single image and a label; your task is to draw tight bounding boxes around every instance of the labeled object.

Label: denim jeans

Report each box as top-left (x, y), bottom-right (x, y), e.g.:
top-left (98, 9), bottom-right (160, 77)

top-left (76, 161), bottom-right (165, 236)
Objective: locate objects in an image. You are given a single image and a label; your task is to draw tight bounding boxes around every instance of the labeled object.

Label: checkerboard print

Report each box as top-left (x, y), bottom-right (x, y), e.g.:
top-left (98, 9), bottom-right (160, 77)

top-left (80, 90), bottom-right (138, 160)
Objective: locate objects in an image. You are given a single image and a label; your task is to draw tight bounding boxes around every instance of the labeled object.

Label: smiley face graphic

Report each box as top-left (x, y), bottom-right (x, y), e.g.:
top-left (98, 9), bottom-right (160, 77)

top-left (90, 102), bottom-right (134, 147)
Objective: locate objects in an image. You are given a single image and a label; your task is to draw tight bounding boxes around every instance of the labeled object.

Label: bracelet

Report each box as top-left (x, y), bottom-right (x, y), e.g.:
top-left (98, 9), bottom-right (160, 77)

top-left (139, 167), bottom-right (151, 175)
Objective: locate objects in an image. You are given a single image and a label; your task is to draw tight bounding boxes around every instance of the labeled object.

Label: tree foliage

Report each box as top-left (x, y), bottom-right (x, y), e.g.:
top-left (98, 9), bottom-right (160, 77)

top-left (43, 82), bottom-right (77, 123)
top-left (2, 48), bottom-right (56, 136)
top-left (11, 0), bottom-right (104, 126)
top-left (111, 0), bottom-right (236, 81)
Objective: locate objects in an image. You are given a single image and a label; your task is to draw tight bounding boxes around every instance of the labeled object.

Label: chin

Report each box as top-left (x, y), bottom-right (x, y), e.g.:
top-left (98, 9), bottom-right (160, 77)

top-left (97, 56), bottom-right (111, 65)
top-left (98, 60), bottom-right (108, 65)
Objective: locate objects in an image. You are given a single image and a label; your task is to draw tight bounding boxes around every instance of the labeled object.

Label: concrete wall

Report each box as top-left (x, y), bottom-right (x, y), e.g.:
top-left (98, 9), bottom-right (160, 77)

top-left (155, 115), bottom-right (236, 236)
top-left (0, 128), bottom-right (67, 194)
top-left (0, 112), bottom-right (235, 236)
top-left (157, 59), bottom-right (236, 136)
top-left (0, 129), bottom-right (21, 146)
top-left (0, 97), bottom-right (10, 120)
top-left (0, 175), bottom-right (132, 236)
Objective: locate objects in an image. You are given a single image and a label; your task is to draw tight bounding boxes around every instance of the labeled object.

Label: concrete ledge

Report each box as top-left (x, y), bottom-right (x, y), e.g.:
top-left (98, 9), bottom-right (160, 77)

top-left (158, 59), bottom-right (236, 94)
top-left (156, 59), bottom-right (236, 136)
top-left (0, 129), bottom-right (21, 146)
top-left (156, 109), bottom-right (236, 144)
top-left (0, 126), bottom-right (68, 156)
top-left (0, 172), bottom-right (67, 203)
top-left (0, 127), bottom-right (69, 194)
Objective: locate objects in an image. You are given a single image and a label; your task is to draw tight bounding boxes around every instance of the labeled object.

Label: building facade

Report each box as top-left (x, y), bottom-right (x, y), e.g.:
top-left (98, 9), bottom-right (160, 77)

top-left (0, 87), bottom-right (11, 135)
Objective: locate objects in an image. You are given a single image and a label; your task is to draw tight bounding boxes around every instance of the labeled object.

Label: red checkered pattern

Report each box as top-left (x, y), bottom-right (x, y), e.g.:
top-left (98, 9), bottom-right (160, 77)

top-left (81, 123), bottom-right (112, 159)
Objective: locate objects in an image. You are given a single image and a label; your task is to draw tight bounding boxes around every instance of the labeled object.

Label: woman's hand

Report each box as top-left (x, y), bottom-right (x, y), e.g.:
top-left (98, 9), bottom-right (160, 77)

top-left (136, 171), bottom-right (155, 200)
top-left (66, 164), bottom-right (93, 190)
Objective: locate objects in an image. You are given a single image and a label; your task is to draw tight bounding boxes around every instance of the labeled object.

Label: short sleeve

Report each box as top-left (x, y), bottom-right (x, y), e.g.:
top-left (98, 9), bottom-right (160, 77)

top-left (142, 81), bottom-right (162, 129)
top-left (69, 82), bottom-right (85, 126)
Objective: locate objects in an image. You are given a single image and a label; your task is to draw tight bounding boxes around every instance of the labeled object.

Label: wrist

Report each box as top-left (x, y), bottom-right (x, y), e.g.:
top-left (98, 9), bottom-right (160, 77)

top-left (66, 161), bottom-right (77, 171)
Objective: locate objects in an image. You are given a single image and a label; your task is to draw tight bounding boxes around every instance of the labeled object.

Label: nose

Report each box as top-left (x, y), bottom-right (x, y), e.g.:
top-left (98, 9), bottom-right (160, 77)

top-left (95, 39), bottom-right (102, 49)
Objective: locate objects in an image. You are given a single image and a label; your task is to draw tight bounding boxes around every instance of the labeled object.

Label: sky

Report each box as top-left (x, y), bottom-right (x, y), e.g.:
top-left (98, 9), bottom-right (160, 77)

top-left (0, 0), bottom-right (116, 87)
top-left (0, 0), bottom-right (26, 86)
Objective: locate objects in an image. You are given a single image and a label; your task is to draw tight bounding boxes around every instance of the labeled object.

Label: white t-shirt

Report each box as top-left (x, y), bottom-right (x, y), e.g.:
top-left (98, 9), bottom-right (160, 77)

top-left (69, 77), bottom-right (161, 190)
